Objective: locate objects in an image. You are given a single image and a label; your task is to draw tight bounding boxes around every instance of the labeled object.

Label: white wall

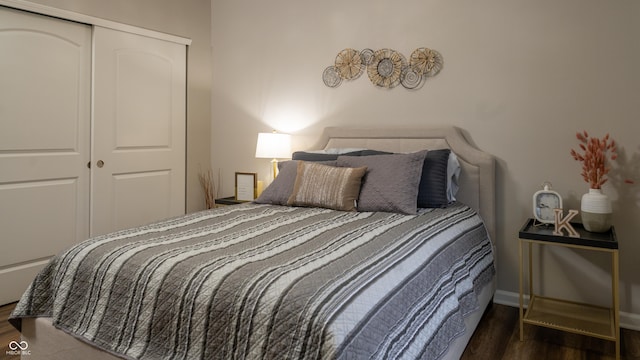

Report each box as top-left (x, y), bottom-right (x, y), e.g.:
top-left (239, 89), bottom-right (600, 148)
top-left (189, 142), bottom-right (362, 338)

top-left (211, 0), bottom-right (640, 322)
top-left (21, 0), bottom-right (213, 213)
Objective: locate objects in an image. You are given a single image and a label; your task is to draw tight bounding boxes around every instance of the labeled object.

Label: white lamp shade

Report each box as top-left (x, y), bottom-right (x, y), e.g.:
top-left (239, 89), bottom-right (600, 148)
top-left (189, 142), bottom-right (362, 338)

top-left (255, 132), bottom-right (291, 159)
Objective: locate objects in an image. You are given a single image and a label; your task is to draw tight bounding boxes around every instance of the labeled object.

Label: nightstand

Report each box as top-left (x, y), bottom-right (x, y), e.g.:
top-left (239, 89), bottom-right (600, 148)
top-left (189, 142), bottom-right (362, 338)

top-left (214, 196), bottom-right (248, 206)
top-left (518, 218), bottom-right (619, 360)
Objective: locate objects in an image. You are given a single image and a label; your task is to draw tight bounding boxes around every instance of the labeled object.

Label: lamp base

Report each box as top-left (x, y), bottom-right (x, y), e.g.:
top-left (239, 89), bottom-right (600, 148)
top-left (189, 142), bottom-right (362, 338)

top-left (271, 159), bottom-right (278, 180)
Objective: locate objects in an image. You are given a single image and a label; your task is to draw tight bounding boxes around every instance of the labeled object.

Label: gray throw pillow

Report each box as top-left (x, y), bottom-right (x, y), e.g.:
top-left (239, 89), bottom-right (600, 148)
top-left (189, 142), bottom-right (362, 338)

top-left (337, 150), bottom-right (428, 214)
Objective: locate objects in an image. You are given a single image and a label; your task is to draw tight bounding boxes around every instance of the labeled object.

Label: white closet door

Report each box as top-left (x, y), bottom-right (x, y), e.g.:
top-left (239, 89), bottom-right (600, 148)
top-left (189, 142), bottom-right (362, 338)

top-left (91, 26), bottom-right (186, 236)
top-left (0, 6), bottom-right (91, 305)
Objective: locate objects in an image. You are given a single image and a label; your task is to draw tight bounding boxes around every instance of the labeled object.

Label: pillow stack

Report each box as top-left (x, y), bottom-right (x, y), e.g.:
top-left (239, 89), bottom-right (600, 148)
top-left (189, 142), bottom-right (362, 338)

top-left (254, 148), bottom-right (460, 214)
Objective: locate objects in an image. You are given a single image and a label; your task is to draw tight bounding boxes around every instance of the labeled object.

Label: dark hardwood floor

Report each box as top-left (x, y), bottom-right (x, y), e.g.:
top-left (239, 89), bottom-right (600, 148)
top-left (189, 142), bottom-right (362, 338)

top-left (1, 301), bottom-right (639, 359)
top-left (461, 303), bottom-right (640, 360)
top-left (0, 303), bottom-right (18, 360)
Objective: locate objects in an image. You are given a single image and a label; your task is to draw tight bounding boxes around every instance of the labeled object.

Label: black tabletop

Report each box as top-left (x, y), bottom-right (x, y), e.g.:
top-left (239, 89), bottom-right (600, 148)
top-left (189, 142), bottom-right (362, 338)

top-left (519, 218), bottom-right (618, 249)
top-left (215, 196), bottom-right (249, 205)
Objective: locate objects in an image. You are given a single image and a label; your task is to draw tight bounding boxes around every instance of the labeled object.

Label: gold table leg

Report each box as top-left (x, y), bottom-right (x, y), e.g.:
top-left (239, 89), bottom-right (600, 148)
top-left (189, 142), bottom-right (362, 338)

top-left (612, 250), bottom-right (620, 360)
top-left (528, 242), bottom-right (533, 300)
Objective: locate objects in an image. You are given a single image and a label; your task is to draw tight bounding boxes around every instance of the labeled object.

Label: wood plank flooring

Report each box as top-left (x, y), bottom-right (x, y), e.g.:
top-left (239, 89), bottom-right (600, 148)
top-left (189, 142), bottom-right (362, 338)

top-left (0, 303), bottom-right (18, 360)
top-left (461, 303), bottom-right (640, 360)
top-left (1, 301), bottom-right (639, 359)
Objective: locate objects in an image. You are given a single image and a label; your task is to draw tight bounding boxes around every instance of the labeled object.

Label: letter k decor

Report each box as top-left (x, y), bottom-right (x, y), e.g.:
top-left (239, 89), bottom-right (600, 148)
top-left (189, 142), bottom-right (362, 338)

top-left (553, 209), bottom-right (580, 238)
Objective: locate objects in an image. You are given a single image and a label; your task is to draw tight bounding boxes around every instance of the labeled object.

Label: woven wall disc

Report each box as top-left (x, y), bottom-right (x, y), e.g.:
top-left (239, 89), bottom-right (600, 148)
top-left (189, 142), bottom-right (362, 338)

top-left (335, 48), bottom-right (363, 80)
top-left (367, 49), bottom-right (406, 88)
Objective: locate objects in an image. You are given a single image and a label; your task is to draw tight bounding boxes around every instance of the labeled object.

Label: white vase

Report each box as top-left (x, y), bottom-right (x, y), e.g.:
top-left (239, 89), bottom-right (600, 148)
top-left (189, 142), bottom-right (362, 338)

top-left (581, 188), bottom-right (612, 233)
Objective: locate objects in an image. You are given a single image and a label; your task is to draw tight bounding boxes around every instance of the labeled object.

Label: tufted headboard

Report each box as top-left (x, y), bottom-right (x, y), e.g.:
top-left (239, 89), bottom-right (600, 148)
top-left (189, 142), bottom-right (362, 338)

top-left (310, 126), bottom-right (496, 242)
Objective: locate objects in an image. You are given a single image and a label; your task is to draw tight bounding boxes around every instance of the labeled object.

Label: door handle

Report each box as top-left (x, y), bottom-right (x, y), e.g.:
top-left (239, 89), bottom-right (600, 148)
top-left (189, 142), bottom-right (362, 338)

top-left (88, 160), bottom-right (105, 168)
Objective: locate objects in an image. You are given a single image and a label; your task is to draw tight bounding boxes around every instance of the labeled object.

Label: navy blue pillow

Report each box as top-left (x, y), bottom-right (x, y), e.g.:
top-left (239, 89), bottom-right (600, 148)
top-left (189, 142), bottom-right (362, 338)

top-left (292, 150), bottom-right (391, 161)
top-left (292, 152), bottom-right (340, 161)
top-left (417, 149), bottom-right (451, 208)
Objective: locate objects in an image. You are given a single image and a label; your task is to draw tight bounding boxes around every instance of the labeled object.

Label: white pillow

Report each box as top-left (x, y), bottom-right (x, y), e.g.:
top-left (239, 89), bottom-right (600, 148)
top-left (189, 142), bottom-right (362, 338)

top-left (447, 152), bottom-right (461, 202)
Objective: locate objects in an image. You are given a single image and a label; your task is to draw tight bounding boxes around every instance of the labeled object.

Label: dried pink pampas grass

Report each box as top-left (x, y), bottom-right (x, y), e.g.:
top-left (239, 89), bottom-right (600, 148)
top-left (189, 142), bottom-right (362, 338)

top-left (570, 131), bottom-right (633, 189)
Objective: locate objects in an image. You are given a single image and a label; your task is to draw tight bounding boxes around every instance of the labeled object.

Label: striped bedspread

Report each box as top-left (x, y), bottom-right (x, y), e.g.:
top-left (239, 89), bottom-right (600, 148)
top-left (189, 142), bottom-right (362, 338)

top-left (11, 203), bottom-right (494, 360)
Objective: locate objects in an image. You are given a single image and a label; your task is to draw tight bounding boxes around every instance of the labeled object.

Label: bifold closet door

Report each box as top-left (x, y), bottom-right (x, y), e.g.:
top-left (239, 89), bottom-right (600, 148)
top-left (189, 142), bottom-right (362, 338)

top-left (91, 26), bottom-right (186, 236)
top-left (0, 6), bottom-right (91, 304)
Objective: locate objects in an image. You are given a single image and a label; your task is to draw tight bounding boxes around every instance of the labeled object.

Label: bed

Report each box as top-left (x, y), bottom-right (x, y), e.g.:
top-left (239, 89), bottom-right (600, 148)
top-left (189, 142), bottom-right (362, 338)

top-left (10, 126), bottom-right (496, 360)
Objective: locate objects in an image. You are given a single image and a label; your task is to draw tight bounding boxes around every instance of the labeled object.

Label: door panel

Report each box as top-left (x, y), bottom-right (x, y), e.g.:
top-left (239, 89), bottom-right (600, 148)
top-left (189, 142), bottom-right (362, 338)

top-left (0, 32), bottom-right (83, 151)
top-left (115, 52), bottom-right (173, 148)
top-left (91, 26), bottom-right (186, 237)
top-left (0, 179), bottom-right (80, 264)
top-left (0, 6), bottom-right (91, 305)
top-left (112, 170), bottom-right (172, 230)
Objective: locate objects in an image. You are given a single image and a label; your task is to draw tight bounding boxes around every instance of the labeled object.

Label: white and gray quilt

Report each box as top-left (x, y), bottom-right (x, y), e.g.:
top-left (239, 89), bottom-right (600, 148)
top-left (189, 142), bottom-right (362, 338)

top-left (11, 203), bottom-right (494, 360)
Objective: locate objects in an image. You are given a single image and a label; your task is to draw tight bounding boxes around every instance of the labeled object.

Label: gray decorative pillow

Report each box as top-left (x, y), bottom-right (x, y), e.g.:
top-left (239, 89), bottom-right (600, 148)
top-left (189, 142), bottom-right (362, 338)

top-left (337, 150), bottom-right (428, 214)
top-left (253, 161), bottom-right (298, 205)
top-left (287, 162), bottom-right (367, 211)
top-left (254, 160), bottom-right (337, 205)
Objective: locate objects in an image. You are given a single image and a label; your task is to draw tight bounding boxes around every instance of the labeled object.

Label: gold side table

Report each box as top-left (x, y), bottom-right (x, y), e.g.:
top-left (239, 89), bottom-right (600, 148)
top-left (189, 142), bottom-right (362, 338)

top-left (518, 218), bottom-right (619, 360)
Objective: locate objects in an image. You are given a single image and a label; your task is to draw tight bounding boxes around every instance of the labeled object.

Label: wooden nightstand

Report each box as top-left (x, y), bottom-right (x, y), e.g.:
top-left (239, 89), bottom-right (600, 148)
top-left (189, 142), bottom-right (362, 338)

top-left (518, 218), bottom-right (619, 360)
top-left (214, 196), bottom-right (248, 206)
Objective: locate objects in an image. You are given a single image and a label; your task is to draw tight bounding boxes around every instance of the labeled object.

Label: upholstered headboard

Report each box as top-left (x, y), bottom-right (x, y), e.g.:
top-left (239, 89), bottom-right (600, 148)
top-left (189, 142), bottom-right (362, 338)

top-left (310, 126), bottom-right (496, 242)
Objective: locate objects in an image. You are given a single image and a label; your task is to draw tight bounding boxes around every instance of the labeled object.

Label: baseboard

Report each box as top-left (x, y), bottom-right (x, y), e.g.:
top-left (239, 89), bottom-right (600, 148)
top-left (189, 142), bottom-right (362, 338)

top-left (494, 290), bottom-right (640, 331)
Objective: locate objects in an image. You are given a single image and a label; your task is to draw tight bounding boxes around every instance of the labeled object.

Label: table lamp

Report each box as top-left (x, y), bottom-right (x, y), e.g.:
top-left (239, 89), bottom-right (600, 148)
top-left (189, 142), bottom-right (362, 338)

top-left (255, 131), bottom-right (291, 179)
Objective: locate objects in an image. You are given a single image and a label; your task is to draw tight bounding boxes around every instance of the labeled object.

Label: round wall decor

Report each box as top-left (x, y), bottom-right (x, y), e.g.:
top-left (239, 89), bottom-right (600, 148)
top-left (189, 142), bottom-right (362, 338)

top-left (322, 66), bottom-right (342, 88)
top-left (360, 48), bottom-right (375, 66)
top-left (400, 66), bottom-right (424, 89)
top-left (323, 47), bottom-right (442, 89)
top-left (409, 47), bottom-right (436, 75)
top-left (335, 48), bottom-right (363, 80)
top-left (367, 48), bottom-right (406, 88)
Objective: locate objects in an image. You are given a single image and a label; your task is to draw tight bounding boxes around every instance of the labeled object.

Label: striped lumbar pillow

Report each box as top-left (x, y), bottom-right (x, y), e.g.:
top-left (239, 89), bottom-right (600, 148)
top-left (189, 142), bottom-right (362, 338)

top-left (287, 161), bottom-right (367, 211)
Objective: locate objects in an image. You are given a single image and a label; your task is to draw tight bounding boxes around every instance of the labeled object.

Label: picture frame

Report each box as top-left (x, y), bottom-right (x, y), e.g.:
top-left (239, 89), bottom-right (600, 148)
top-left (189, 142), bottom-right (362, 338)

top-left (235, 172), bottom-right (257, 202)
